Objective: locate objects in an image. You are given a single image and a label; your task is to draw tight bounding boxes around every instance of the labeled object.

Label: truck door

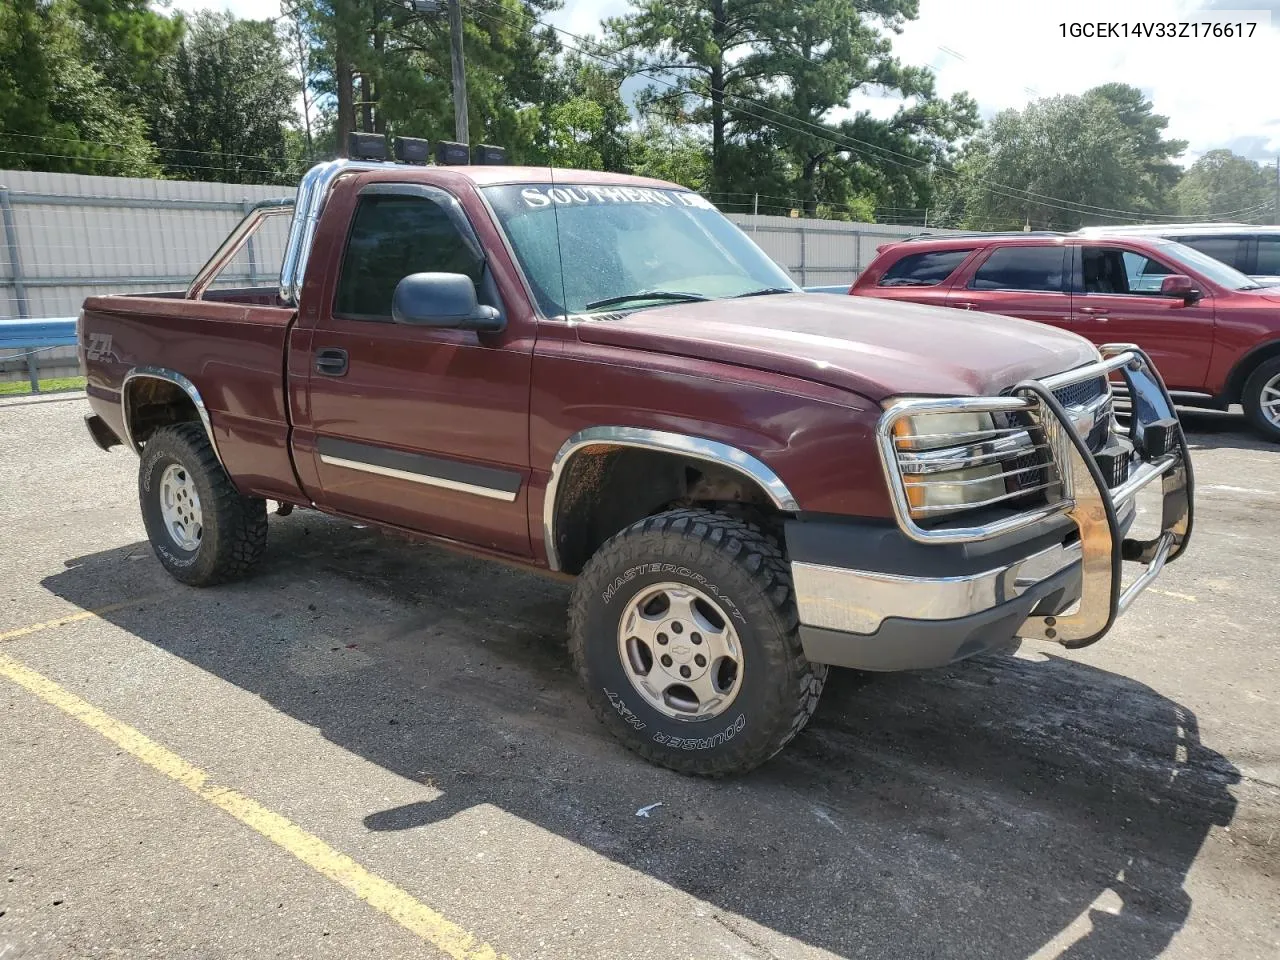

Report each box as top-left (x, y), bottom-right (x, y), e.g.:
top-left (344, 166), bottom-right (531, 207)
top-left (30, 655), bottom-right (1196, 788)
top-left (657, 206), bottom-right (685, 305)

top-left (302, 181), bottom-right (534, 557)
top-left (1069, 243), bottom-right (1214, 391)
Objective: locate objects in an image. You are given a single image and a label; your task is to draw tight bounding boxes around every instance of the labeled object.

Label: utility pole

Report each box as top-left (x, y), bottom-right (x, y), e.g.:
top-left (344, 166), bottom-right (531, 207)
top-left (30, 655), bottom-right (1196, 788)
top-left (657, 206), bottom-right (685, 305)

top-left (406, 0), bottom-right (468, 145)
top-left (448, 0), bottom-right (469, 144)
top-left (1274, 156), bottom-right (1279, 225)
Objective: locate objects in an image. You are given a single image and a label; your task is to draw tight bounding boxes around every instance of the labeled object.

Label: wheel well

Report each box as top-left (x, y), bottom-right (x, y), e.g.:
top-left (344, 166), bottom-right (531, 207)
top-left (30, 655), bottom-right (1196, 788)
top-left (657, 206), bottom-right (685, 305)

top-left (550, 447), bottom-right (783, 575)
top-left (1225, 341), bottom-right (1280, 404)
top-left (124, 377), bottom-right (202, 448)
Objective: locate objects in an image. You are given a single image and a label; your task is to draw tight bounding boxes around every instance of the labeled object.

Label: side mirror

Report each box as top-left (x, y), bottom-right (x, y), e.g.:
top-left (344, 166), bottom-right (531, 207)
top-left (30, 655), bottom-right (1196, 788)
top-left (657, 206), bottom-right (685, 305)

top-left (391, 272), bottom-right (505, 332)
top-left (1160, 274), bottom-right (1201, 303)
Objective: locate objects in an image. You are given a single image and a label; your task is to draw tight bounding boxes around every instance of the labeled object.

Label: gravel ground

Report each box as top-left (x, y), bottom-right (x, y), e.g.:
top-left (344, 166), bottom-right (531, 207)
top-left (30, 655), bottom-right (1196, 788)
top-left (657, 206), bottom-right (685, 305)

top-left (0, 394), bottom-right (1276, 960)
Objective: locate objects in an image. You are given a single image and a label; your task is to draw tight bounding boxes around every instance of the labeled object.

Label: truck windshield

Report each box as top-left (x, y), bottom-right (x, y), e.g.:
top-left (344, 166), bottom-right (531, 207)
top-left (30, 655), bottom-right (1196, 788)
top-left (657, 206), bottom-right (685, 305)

top-left (481, 183), bottom-right (798, 316)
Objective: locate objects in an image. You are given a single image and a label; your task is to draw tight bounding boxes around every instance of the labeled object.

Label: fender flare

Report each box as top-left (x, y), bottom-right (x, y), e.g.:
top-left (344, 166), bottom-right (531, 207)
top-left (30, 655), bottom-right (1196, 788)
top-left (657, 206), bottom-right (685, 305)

top-left (542, 426), bottom-right (799, 572)
top-left (120, 366), bottom-right (225, 471)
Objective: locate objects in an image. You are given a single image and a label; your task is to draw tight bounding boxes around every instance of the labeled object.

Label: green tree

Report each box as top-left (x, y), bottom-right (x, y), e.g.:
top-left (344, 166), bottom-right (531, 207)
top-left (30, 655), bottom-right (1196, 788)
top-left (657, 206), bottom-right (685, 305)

top-left (1085, 83), bottom-right (1186, 211)
top-left (0, 0), bottom-right (158, 176)
top-left (945, 87), bottom-right (1186, 231)
top-left (626, 118), bottom-right (711, 191)
top-left (73, 0), bottom-right (184, 110)
top-left (150, 13), bottom-right (300, 183)
top-left (607, 0), bottom-right (976, 218)
top-left (300, 0), bottom-right (563, 162)
top-left (1173, 149), bottom-right (1276, 221)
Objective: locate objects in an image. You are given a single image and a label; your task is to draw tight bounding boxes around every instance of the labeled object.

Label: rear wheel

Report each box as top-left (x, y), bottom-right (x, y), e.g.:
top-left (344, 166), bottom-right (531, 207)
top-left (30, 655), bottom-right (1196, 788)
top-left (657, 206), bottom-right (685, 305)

top-left (569, 508), bottom-right (826, 776)
top-left (1243, 357), bottom-right (1280, 442)
top-left (139, 423), bottom-right (268, 586)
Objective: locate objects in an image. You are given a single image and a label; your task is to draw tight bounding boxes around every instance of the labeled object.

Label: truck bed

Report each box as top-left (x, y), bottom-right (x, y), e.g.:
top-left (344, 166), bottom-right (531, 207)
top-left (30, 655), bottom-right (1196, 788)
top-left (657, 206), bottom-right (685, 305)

top-left (80, 292), bottom-right (304, 503)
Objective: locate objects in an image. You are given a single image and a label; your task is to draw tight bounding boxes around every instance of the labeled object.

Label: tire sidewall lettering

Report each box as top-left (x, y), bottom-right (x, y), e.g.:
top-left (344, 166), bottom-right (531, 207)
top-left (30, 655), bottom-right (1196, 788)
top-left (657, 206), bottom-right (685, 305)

top-left (651, 713), bottom-right (746, 751)
top-left (601, 563), bottom-right (747, 625)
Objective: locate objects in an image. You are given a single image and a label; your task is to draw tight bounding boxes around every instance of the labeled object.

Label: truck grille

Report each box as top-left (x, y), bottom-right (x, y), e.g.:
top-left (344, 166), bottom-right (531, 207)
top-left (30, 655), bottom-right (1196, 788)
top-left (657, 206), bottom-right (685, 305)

top-left (1053, 376), bottom-right (1107, 410)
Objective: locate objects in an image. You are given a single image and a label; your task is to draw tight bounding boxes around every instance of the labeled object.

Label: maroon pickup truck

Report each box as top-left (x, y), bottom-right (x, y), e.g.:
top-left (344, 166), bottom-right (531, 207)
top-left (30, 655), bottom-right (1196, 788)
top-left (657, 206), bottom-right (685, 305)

top-left (78, 156), bottom-right (1194, 775)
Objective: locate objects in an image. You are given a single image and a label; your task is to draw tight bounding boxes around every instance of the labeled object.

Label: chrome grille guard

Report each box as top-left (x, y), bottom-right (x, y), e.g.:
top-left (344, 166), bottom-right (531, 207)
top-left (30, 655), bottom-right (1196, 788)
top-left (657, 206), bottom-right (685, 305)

top-left (877, 344), bottom-right (1194, 649)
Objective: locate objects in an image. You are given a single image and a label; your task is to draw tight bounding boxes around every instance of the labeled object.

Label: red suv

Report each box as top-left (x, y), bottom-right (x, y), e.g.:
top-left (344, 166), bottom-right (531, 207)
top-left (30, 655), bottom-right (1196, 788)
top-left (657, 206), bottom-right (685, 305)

top-left (851, 232), bottom-right (1280, 440)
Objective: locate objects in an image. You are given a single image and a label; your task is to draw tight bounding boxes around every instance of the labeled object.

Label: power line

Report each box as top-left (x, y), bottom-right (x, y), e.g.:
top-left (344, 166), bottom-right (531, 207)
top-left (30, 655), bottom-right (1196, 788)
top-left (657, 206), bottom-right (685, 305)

top-left (470, 0), bottom-right (1252, 224)
top-left (0, 131), bottom-right (312, 171)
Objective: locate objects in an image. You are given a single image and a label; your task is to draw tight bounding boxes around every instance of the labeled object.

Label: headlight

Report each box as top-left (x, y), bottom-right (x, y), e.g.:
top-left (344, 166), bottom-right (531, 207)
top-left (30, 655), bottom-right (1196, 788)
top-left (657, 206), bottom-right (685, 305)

top-left (891, 410), bottom-right (1019, 517)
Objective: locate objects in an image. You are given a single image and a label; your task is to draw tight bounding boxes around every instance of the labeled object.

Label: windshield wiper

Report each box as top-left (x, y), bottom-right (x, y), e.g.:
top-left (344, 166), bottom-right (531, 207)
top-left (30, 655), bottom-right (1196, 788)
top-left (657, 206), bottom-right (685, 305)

top-left (584, 291), bottom-right (711, 311)
top-left (733, 287), bottom-right (795, 298)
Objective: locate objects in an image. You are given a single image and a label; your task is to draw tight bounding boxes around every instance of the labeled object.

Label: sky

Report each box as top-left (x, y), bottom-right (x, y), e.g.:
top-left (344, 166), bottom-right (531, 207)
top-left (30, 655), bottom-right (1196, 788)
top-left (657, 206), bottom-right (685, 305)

top-left (172, 0), bottom-right (1280, 166)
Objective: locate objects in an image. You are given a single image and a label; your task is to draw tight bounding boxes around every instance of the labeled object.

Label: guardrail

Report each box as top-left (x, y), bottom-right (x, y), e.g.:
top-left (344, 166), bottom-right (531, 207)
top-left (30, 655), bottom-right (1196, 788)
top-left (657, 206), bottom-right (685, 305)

top-left (0, 317), bottom-right (78, 392)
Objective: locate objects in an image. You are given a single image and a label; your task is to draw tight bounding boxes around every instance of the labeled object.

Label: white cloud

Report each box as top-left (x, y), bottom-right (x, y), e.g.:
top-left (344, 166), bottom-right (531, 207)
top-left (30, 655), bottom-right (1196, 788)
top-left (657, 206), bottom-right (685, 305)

top-left (549, 0), bottom-right (627, 38)
top-left (888, 0), bottom-right (1279, 164)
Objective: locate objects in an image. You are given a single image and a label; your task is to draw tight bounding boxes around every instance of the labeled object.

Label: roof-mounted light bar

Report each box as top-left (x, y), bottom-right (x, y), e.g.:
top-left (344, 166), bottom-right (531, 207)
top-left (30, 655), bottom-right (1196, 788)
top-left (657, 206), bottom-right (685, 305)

top-left (394, 136), bottom-right (431, 164)
top-left (471, 143), bottom-right (507, 165)
top-left (348, 132), bottom-right (388, 161)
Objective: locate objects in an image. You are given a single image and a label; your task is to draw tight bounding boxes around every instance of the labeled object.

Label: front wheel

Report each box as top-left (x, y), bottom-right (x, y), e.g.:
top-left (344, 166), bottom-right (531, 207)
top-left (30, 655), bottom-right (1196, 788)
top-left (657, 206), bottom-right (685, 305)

top-left (569, 509), bottom-right (826, 776)
top-left (139, 423), bottom-right (268, 586)
top-left (1243, 356), bottom-right (1280, 442)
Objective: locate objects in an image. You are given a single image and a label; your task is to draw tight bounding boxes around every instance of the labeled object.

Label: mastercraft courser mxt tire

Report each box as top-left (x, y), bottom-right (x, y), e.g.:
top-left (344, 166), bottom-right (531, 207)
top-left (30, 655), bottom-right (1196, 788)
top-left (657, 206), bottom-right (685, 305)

top-left (569, 508), bottom-right (827, 776)
top-left (138, 422), bottom-right (268, 586)
top-left (1242, 356), bottom-right (1280, 442)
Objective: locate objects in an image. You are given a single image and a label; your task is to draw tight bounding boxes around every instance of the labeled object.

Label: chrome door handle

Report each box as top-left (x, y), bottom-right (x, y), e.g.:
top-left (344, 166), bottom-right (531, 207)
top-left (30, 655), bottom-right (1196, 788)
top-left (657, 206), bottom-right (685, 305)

top-left (952, 301), bottom-right (976, 310)
top-left (1078, 307), bottom-right (1110, 315)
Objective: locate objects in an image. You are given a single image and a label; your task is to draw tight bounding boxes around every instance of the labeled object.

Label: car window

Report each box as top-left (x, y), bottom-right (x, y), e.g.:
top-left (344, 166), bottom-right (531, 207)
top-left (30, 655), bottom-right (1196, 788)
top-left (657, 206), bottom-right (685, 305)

top-left (878, 249), bottom-right (973, 287)
top-left (334, 194), bottom-right (483, 321)
top-left (969, 246), bottom-right (1065, 292)
top-left (1079, 246), bottom-right (1176, 295)
top-left (1257, 238), bottom-right (1280, 275)
top-left (1180, 236), bottom-right (1245, 271)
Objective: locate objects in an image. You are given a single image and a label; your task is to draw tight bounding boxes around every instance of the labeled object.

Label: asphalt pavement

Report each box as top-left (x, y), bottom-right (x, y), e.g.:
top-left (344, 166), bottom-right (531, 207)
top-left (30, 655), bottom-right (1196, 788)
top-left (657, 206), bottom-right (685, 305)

top-left (1, 394), bottom-right (1277, 960)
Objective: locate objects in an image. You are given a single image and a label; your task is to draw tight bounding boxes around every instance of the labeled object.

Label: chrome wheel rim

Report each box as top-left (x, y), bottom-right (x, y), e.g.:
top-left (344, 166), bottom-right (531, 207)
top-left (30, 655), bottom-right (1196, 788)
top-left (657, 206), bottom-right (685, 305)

top-left (616, 582), bottom-right (744, 721)
top-left (1262, 372), bottom-right (1280, 428)
top-left (159, 463), bottom-right (203, 551)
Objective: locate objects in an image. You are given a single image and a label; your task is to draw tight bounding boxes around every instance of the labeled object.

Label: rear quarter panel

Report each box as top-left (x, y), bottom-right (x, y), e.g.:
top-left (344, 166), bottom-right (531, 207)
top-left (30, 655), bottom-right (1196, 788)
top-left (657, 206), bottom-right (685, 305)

top-left (80, 295), bottom-right (302, 502)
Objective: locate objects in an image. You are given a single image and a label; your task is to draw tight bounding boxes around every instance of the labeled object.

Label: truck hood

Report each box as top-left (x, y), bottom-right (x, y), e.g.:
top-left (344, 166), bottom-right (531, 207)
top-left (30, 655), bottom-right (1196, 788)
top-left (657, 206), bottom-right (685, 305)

top-left (575, 294), bottom-right (1100, 402)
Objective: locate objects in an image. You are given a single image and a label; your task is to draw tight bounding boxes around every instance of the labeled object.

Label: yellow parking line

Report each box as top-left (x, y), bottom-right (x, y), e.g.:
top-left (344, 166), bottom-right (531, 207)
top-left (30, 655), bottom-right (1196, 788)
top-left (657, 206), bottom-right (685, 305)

top-left (0, 597), bottom-right (158, 642)
top-left (0, 652), bottom-right (508, 960)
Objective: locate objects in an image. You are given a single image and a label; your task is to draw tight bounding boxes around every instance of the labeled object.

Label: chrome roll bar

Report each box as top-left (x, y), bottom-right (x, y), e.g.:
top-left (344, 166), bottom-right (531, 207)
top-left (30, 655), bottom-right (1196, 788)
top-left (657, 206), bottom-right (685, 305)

top-left (185, 198), bottom-right (295, 300)
top-left (277, 159), bottom-right (402, 304)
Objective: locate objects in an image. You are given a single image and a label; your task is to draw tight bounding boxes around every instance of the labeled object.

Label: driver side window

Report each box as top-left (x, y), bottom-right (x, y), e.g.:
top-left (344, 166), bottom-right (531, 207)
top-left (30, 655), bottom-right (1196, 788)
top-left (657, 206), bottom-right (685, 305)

top-left (334, 194), bottom-right (484, 322)
top-left (1080, 246), bottom-right (1175, 296)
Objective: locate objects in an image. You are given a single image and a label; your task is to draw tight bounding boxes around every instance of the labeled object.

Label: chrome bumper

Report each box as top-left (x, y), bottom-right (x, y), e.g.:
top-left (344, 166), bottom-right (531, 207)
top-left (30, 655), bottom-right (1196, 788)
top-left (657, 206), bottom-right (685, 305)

top-left (793, 538), bottom-right (1084, 636)
top-left (794, 344), bottom-right (1193, 657)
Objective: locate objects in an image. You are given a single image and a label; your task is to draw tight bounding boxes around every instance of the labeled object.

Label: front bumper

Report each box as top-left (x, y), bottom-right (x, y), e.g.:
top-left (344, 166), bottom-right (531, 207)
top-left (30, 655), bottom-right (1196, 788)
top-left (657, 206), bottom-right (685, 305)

top-left (790, 344), bottom-right (1193, 671)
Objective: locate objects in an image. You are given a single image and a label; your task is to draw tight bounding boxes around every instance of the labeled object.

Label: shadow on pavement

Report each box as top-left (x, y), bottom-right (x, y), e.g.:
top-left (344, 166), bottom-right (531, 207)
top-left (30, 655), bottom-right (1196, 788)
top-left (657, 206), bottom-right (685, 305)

top-left (43, 515), bottom-right (1241, 960)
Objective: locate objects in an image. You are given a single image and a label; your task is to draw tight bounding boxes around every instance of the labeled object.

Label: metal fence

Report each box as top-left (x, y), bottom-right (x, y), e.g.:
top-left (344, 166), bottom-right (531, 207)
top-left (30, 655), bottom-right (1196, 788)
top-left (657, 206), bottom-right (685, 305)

top-left (725, 214), bottom-right (954, 288)
top-left (0, 168), bottom-right (955, 384)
